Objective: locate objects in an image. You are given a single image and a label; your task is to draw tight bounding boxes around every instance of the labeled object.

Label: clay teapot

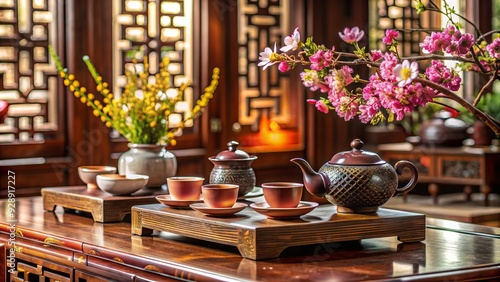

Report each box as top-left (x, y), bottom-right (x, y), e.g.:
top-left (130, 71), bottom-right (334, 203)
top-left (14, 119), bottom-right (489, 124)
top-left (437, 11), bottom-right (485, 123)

top-left (418, 110), bottom-right (468, 146)
top-left (291, 139), bottom-right (418, 213)
top-left (209, 141), bottom-right (257, 196)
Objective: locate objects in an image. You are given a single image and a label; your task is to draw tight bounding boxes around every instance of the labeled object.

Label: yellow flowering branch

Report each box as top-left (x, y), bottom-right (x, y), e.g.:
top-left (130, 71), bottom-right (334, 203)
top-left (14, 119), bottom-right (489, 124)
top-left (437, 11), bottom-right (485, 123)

top-left (49, 45), bottom-right (220, 145)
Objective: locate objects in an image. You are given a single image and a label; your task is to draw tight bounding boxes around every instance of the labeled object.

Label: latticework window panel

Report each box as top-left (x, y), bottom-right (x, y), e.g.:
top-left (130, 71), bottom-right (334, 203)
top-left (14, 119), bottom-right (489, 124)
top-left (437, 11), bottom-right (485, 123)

top-left (369, 0), bottom-right (440, 57)
top-left (236, 0), bottom-right (303, 151)
top-left (0, 0), bottom-right (60, 143)
top-left (112, 0), bottom-right (195, 139)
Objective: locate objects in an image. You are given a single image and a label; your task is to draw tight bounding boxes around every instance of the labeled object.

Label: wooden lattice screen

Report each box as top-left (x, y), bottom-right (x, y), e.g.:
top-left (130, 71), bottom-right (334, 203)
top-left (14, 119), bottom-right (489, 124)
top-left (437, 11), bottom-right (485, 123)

top-left (112, 0), bottom-right (195, 137)
top-left (236, 0), bottom-right (303, 151)
top-left (369, 0), bottom-right (441, 57)
top-left (0, 0), bottom-right (61, 143)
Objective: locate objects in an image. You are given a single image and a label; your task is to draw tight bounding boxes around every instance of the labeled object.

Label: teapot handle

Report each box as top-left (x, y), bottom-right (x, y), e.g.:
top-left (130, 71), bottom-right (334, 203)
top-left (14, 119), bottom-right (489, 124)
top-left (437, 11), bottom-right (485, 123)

top-left (394, 160), bottom-right (419, 196)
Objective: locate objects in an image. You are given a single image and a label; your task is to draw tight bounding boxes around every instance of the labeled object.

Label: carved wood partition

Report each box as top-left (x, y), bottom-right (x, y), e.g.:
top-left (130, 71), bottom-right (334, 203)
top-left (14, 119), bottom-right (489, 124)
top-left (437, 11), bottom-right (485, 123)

top-left (0, 0), bottom-right (380, 197)
top-left (0, 0), bottom-right (72, 196)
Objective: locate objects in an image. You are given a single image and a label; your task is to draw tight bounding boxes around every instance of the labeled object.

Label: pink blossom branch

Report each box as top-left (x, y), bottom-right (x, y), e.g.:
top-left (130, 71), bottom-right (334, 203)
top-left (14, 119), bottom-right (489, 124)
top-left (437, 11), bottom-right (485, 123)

top-left (415, 77), bottom-right (500, 136)
top-left (399, 54), bottom-right (476, 64)
top-left (474, 74), bottom-right (497, 106)
top-left (280, 49), bottom-right (500, 136)
top-left (290, 52), bottom-right (480, 71)
top-left (477, 30), bottom-right (500, 42)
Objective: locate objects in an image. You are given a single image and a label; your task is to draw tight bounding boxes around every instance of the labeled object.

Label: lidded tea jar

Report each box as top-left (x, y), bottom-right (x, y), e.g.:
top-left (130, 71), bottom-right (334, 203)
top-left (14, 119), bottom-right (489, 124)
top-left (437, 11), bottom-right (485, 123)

top-left (208, 141), bottom-right (257, 196)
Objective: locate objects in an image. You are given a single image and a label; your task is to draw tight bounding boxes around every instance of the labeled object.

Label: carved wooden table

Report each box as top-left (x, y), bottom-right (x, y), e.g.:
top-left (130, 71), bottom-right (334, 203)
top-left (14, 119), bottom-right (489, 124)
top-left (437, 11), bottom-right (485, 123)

top-left (378, 142), bottom-right (500, 206)
top-left (1, 197), bottom-right (500, 281)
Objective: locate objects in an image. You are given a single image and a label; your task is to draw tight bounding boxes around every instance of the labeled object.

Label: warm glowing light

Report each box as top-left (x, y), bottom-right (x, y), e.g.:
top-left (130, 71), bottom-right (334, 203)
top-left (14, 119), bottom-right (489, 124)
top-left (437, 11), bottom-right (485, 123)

top-left (255, 116), bottom-right (291, 145)
top-left (269, 120), bottom-right (280, 132)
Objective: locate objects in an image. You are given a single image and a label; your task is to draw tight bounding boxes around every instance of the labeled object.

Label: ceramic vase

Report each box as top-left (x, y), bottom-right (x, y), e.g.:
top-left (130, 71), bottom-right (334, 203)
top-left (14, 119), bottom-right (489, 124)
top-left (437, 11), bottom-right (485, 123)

top-left (471, 120), bottom-right (494, 146)
top-left (118, 143), bottom-right (177, 188)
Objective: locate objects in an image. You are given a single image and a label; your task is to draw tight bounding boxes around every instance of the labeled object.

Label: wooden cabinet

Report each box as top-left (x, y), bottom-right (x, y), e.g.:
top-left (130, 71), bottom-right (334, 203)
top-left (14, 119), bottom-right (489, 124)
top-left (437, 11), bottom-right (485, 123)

top-left (378, 143), bottom-right (500, 206)
top-left (0, 233), bottom-right (175, 281)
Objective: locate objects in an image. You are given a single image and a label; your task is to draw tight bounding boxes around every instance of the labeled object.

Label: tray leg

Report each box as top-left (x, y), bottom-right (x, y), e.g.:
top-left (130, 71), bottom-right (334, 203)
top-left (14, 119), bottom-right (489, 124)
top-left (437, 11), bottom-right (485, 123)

top-left (131, 209), bottom-right (153, 236)
top-left (90, 211), bottom-right (105, 223)
top-left (238, 243), bottom-right (288, 260)
top-left (132, 227), bottom-right (154, 236)
top-left (397, 229), bottom-right (425, 243)
top-left (95, 206), bottom-right (129, 223)
top-left (43, 198), bottom-right (56, 212)
top-left (236, 229), bottom-right (287, 260)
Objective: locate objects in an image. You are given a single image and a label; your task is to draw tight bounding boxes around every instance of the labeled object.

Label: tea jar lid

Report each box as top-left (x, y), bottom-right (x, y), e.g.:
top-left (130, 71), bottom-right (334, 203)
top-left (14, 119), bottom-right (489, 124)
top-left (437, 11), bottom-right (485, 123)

top-left (214, 141), bottom-right (252, 160)
top-left (329, 139), bottom-right (386, 165)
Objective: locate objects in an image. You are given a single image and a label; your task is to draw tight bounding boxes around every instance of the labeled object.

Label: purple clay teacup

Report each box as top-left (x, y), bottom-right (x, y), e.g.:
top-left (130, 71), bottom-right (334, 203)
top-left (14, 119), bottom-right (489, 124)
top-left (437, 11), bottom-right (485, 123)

top-left (261, 182), bottom-right (304, 208)
top-left (167, 176), bottom-right (204, 201)
top-left (201, 184), bottom-right (239, 208)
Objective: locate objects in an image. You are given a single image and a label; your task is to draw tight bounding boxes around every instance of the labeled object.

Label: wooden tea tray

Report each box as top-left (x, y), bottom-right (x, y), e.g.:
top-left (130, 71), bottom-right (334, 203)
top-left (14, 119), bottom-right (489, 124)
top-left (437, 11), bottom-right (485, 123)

top-left (42, 186), bottom-right (166, 222)
top-left (131, 203), bottom-right (425, 260)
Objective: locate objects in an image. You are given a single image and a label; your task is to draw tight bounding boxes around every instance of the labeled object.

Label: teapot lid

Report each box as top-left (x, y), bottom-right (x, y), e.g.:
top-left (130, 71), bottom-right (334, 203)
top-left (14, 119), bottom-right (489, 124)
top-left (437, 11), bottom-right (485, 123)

top-left (329, 139), bottom-right (386, 165)
top-left (214, 141), bottom-right (252, 160)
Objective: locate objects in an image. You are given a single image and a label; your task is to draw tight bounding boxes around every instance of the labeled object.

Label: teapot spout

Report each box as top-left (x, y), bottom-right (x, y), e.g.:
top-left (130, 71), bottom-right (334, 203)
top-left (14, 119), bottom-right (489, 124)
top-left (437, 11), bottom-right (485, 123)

top-left (290, 158), bottom-right (330, 198)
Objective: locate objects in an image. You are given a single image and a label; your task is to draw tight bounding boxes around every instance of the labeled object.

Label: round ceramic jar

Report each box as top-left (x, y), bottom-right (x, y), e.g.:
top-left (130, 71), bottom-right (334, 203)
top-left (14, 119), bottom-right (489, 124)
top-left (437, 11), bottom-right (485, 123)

top-left (208, 141), bottom-right (257, 196)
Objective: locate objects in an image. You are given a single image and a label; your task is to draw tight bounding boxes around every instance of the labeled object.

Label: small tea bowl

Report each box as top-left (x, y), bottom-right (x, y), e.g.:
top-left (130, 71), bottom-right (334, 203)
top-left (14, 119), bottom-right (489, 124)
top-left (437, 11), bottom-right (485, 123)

top-left (261, 182), bottom-right (304, 208)
top-left (96, 174), bottom-right (149, 195)
top-left (167, 176), bottom-right (205, 201)
top-left (78, 165), bottom-right (117, 189)
top-left (201, 184), bottom-right (239, 208)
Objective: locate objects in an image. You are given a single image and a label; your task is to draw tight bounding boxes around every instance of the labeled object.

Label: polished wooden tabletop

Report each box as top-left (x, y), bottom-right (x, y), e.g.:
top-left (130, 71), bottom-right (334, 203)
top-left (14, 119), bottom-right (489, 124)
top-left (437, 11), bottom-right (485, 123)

top-left (1, 196), bottom-right (500, 281)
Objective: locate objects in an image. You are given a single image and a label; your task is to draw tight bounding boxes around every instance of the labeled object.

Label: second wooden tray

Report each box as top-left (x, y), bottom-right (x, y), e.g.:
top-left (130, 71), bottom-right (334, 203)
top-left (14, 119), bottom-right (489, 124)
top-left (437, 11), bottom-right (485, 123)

top-left (42, 186), bottom-right (166, 222)
top-left (131, 203), bottom-right (425, 260)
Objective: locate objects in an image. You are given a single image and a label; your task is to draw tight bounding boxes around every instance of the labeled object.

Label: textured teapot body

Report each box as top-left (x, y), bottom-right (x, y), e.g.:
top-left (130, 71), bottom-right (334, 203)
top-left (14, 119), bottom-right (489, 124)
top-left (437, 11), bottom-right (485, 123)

top-left (319, 162), bottom-right (400, 212)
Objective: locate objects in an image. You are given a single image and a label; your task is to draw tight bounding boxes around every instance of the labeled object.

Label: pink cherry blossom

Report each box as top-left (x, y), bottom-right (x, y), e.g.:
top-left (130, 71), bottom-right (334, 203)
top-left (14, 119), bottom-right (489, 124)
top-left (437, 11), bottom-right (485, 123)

top-left (486, 38), bottom-right (500, 59)
top-left (338, 27), bottom-right (364, 43)
top-left (325, 65), bottom-right (353, 93)
top-left (370, 50), bottom-right (383, 62)
top-left (307, 99), bottom-right (329, 113)
top-left (456, 33), bottom-right (474, 55)
top-left (420, 25), bottom-right (474, 56)
top-left (393, 60), bottom-right (419, 87)
top-left (309, 49), bottom-right (333, 71)
top-left (425, 60), bottom-right (462, 91)
top-left (382, 29), bottom-right (399, 45)
top-left (335, 96), bottom-right (358, 121)
top-left (379, 52), bottom-right (398, 82)
top-left (300, 71), bottom-right (329, 92)
top-left (359, 97), bottom-right (381, 123)
top-left (280, 27), bottom-right (301, 53)
top-left (258, 43), bottom-right (279, 70)
top-left (278, 61), bottom-right (290, 72)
